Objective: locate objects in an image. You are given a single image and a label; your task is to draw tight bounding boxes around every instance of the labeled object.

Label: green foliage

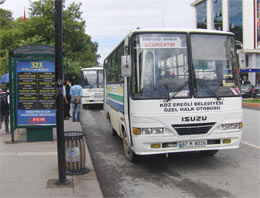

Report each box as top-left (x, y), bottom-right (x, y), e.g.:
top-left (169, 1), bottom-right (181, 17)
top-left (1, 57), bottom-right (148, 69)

top-left (0, 0), bottom-right (99, 80)
top-left (243, 99), bottom-right (260, 104)
top-left (0, 8), bottom-right (13, 28)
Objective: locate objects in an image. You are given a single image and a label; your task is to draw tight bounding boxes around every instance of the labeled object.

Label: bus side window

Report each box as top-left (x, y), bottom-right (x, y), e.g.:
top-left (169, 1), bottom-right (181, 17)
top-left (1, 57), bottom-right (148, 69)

top-left (118, 43), bottom-right (124, 82)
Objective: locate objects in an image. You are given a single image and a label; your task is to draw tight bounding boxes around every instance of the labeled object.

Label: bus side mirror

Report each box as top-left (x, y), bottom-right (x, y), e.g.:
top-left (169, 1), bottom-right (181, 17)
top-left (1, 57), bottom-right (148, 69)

top-left (121, 55), bottom-right (131, 77)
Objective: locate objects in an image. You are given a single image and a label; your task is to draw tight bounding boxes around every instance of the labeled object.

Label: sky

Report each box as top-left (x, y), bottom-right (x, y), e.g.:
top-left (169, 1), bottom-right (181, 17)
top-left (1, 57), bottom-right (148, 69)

top-left (1, 0), bottom-right (195, 64)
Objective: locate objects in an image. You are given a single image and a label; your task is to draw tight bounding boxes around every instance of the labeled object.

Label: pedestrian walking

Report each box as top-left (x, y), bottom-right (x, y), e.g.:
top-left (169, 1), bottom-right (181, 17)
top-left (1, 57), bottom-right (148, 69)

top-left (0, 86), bottom-right (9, 132)
top-left (64, 79), bottom-right (71, 119)
top-left (63, 83), bottom-right (69, 120)
top-left (70, 80), bottom-right (82, 122)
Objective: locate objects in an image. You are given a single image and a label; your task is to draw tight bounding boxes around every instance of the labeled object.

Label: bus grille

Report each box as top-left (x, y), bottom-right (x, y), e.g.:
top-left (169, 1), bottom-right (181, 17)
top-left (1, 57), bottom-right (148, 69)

top-left (171, 122), bottom-right (216, 135)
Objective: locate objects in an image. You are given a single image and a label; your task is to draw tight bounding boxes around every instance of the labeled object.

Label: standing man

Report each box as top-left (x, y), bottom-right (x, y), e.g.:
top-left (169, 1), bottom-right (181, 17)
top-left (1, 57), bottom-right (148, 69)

top-left (64, 80), bottom-right (71, 119)
top-left (70, 80), bottom-right (82, 122)
top-left (63, 82), bottom-right (69, 120)
top-left (0, 85), bottom-right (9, 132)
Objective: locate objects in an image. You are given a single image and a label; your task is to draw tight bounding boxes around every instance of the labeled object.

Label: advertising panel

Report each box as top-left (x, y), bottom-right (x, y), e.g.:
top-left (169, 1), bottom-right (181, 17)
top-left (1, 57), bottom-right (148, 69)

top-left (16, 61), bottom-right (56, 126)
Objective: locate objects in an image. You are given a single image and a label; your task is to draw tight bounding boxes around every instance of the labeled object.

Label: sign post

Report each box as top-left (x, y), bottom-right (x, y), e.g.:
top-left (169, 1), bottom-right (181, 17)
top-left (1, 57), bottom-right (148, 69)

top-left (55, 0), bottom-right (67, 185)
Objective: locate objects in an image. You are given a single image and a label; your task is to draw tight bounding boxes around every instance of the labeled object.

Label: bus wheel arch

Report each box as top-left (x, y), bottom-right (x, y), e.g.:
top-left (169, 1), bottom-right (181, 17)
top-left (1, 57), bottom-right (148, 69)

top-left (122, 128), bottom-right (139, 162)
top-left (107, 113), bottom-right (117, 136)
top-left (120, 124), bottom-right (126, 138)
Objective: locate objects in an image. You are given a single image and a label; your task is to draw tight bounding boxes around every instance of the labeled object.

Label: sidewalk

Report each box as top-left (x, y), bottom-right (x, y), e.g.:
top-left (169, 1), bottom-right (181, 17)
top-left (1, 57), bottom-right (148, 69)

top-left (242, 102), bottom-right (260, 110)
top-left (0, 119), bottom-right (103, 198)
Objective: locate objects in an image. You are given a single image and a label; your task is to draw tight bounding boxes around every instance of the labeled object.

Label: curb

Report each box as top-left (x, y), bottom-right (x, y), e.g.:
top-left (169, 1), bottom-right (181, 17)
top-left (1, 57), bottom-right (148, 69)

top-left (242, 102), bottom-right (260, 110)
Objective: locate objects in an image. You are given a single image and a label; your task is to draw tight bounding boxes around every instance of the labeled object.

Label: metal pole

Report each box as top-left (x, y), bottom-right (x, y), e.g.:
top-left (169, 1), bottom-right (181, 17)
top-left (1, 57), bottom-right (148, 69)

top-left (55, 0), bottom-right (67, 184)
top-left (9, 50), bottom-right (14, 142)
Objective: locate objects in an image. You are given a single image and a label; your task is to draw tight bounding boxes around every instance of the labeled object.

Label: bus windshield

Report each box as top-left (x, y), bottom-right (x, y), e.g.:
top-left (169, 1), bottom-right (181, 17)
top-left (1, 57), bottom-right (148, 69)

top-left (82, 70), bottom-right (103, 88)
top-left (131, 33), bottom-right (190, 99)
top-left (131, 33), bottom-right (240, 99)
top-left (191, 34), bottom-right (239, 98)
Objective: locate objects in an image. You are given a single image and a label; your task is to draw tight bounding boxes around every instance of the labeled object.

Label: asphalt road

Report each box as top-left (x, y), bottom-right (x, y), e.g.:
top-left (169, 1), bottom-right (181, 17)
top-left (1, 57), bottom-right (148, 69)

top-left (81, 106), bottom-right (260, 198)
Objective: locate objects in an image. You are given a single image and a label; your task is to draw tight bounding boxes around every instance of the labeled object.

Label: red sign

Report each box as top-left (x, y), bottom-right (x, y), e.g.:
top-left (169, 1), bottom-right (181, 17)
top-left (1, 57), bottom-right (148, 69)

top-left (28, 117), bottom-right (46, 125)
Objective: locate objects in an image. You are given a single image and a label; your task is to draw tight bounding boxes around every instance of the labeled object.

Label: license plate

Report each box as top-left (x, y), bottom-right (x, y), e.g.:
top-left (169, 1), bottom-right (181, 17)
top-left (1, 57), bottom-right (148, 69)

top-left (179, 140), bottom-right (207, 148)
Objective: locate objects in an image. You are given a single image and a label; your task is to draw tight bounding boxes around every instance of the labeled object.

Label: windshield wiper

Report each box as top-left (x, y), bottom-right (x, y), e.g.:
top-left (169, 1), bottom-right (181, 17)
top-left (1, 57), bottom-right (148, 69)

top-left (196, 80), bottom-right (221, 100)
top-left (166, 81), bottom-right (189, 102)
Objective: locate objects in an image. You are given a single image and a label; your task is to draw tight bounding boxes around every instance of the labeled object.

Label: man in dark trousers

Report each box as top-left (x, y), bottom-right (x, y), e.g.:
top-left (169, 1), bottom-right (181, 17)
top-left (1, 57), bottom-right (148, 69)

top-left (64, 79), bottom-right (71, 119)
top-left (0, 86), bottom-right (9, 132)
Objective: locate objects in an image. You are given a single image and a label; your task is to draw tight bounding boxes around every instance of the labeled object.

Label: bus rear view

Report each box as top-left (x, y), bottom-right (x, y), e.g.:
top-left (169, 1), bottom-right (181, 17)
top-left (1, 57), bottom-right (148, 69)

top-left (104, 29), bottom-right (243, 162)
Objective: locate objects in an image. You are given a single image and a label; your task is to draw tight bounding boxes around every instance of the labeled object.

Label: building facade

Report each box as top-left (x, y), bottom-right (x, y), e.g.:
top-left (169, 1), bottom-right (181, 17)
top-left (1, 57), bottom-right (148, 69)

top-left (191, 0), bottom-right (260, 86)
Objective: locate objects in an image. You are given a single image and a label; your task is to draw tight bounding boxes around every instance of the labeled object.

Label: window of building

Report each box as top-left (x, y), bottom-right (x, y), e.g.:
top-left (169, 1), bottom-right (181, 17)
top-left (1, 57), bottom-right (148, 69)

top-left (196, 1), bottom-right (207, 29)
top-left (229, 0), bottom-right (243, 42)
top-left (213, 0), bottom-right (222, 30)
top-left (255, 54), bottom-right (260, 68)
top-left (246, 54), bottom-right (249, 68)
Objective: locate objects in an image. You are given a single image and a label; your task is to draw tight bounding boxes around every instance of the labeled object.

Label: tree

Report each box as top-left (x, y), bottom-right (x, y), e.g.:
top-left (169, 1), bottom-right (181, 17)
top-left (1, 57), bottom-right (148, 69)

top-left (0, 8), bottom-right (14, 77)
top-left (0, 0), bottom-right (99, 80)
top-left (0, 8), bottom-right (13, 28)
top-left (29, 0), bottom-right (99, 80)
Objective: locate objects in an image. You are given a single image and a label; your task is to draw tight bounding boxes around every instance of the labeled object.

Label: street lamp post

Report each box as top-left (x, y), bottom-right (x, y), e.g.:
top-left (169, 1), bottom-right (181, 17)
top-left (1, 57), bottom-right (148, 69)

top-left (55, 0), bottom-right (67, 185)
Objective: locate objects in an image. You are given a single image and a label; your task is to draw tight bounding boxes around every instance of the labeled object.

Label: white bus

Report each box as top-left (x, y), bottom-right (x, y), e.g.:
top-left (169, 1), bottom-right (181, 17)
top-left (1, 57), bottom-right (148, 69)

top-left (104, 29), bottom-right (243, 162)
top-left (81, 67), bottom-right (103, 108)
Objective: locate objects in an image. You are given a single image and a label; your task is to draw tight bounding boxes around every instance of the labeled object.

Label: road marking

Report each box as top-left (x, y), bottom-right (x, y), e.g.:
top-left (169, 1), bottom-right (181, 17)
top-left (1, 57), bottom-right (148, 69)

top-left (241, 141), bottom-right (260, 149)
top-left (0, 151), bottom-right (57, 156)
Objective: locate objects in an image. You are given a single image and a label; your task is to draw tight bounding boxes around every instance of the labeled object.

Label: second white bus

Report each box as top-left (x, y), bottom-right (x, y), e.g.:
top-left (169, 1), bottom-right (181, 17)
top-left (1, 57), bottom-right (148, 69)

top-left (81, 67), bottom-right (104, 108)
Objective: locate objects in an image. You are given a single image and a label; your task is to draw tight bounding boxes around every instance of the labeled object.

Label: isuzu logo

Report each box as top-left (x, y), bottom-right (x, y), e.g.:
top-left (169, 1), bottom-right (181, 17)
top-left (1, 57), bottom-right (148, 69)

top-left (182, 116), bottom-right (207, 122)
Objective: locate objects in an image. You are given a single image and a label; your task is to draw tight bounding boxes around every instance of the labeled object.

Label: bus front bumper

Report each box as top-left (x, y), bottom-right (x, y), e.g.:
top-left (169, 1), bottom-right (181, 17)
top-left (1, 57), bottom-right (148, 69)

top-left (82, 98), bottom-right (103, 105)
top-left (132, 132), bottom-right (242, 155)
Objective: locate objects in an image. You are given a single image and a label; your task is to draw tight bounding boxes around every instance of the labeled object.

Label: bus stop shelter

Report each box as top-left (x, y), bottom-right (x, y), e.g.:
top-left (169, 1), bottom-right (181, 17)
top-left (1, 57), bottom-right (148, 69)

top-left (9, 45), bottom-right (56, 142)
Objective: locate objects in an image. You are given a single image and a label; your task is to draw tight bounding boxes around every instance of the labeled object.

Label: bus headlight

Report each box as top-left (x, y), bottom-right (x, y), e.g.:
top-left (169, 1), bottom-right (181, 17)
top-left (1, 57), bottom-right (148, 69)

top-left (142, 128), bottom-right (164, 135)
top-left (221, 122), bottom-right (242, 130)
top-left (142, 128), bottom-right (152, 134)
top-left (152, 128), bottom-right (164, 134)
top-left (133, 128), bottom-right (164, 135)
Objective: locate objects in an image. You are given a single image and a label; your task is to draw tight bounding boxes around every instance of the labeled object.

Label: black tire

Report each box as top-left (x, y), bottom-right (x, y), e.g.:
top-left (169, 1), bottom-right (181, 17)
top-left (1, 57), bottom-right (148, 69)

top-left (108, 115), bottom-right (117, 136)
top-left (122, 132), bottom-right (139, 162)
top-left (112, 128), bottom-right (117, 136)
top-left (83, 104), bottom-right (87, 109)
top-left (200, 150), bottom-right (218, 157)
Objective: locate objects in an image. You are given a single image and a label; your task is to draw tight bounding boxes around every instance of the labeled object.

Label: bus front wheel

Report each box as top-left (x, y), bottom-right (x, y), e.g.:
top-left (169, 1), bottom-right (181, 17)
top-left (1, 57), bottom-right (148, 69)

top-left (122, 133), bottom-right (139, 162)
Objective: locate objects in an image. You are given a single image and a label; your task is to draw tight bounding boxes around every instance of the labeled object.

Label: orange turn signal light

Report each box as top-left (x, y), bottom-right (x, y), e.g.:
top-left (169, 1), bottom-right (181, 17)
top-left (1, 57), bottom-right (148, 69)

top-left (133, 128), bottom-right (141, 135)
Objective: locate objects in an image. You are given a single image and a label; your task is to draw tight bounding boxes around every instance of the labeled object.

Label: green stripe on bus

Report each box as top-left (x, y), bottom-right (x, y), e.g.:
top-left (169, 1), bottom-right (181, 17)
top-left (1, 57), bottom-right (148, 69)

top-left (108, 93), bottom-right (124, 103)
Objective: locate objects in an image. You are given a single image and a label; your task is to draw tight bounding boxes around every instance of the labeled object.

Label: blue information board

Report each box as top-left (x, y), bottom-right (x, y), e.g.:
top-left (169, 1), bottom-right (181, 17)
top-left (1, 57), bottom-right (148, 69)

top-left (16, 61), bottom-right (56, 126)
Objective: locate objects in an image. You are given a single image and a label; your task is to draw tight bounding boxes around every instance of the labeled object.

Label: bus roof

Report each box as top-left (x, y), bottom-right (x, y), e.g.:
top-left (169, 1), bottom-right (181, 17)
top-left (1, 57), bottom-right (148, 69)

top-left (103, 28), bottom-right (235, 63)
top-left (81, 67), bottom-right (103, 71)
top-left (127, 28), bottom-right (234, 37)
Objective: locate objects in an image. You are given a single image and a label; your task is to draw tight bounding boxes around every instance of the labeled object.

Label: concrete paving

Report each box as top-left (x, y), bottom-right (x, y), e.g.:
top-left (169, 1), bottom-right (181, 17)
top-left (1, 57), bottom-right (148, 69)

top-left (0, 118), bottom-right (103, 198)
